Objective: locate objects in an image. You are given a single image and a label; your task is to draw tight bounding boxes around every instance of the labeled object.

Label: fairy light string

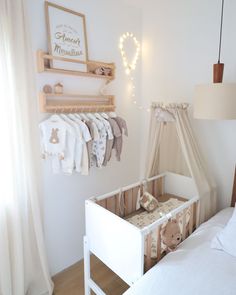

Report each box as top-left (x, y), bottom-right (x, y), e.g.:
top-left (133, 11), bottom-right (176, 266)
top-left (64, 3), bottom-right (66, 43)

top-left (119, 32), bottom-right (150, 112)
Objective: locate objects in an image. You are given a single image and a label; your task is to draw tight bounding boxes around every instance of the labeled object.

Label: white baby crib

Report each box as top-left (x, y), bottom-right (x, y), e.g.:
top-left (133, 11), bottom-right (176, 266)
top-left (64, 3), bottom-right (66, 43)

top-left (84, 172), bottom-right (200, 295)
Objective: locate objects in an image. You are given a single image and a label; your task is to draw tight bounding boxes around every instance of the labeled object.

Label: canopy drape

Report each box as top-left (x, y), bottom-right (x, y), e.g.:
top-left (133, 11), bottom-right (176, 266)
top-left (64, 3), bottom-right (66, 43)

top-left (146, 103), bottom-right (217, 223)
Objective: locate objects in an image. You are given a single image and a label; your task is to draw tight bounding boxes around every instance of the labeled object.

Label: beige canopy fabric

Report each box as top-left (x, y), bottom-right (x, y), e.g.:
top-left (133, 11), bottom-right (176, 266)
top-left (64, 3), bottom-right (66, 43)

top-left (146, 103), bottom-right (217, 223)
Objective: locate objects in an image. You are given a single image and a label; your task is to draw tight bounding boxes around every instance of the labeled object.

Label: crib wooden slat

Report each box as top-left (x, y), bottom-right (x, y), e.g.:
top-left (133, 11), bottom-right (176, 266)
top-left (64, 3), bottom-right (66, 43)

top-left (140, 183), bottom-right (144, 197)
top-left (189, 204), bottom-right (194, 235)
top-left (128, 189), bottom-right (133, 214)
top-left (96, 200), bottom-right (100, 206)
top-left (159, 177), bottom-right (164, 195)
top-left (115, 194), bottom-right (121, 216)
top-left (152, 180), bottom-right (155, 197)
top-left (124, 191), bottom-right (128, 215)
top-left (106, 196), bottom-right (116, 214)
top-left (124, 189), bottom-right (133, 216)
top-left (132, 186), bottom-right (140, 212)
top-left (196, 200), bottom-right (200, 228)
top-left (153, 179), bottom-right (159, 199)
top-left (97, 199), bottom-right (107, 209)
top-left (156, 226), bottom-right (162, 261)
top-left (147, 181), bottom-right (153, 195)
top-left (146, 233), bottom-right (152, 271)
top-left (182, 208), bottom-right (187, 240)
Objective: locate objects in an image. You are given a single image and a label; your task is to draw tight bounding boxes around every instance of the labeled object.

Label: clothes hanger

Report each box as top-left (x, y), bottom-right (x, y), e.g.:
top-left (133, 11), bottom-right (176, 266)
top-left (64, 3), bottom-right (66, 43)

top-left (102, 106), bottom-right (111, 119)
top-left (108, 111), bottom-right (117, 118)
top-left (94, 107), bottom-right (104, 120)
top-left (80, 107), bottom-right (89, 121)
top-left (75, 108), bottom-right (82, 119)
top-left (49, 107), bottom-right (62, 121)
top-left (96, 106), bottom-right (107, 120)
top-left (66, 107), bottom-right (78, 120)
top-left (101, 111), bottom-right (109, 119)
top-left (86, 111), bottom-right (97, 121)
top-left (68, 113), bottom-right (78, 121)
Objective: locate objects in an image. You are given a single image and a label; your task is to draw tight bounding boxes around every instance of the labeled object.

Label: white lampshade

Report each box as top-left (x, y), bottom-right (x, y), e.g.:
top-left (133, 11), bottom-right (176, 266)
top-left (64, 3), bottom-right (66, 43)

top-left (194, 83), bottom-right (236, 120)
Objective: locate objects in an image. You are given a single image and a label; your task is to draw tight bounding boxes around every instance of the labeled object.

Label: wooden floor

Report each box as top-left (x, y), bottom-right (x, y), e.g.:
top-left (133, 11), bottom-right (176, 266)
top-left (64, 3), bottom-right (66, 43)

top-left (52, 255), bottom-right (129, 295)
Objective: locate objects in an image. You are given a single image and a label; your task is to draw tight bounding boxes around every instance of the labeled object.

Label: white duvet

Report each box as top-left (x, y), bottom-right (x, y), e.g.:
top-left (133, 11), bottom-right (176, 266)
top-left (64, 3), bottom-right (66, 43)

top-left (124, 207), bottom-right (236, 295)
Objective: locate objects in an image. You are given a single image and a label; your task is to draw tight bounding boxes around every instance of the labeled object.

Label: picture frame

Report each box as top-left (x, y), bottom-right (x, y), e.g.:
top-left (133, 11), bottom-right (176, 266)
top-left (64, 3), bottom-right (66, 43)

top-left (45, 1), bottom-right (88, 72)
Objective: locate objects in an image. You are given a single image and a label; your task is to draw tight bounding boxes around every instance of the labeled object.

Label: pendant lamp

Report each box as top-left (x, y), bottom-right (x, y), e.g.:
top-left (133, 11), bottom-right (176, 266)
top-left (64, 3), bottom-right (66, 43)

top-left (194, 0), bottom-right (236, 120)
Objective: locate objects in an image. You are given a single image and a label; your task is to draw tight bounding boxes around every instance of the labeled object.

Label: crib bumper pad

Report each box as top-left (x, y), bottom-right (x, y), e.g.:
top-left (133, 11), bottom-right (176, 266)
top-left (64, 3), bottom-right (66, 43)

top-left (126, 198), bottom-right (191, 258)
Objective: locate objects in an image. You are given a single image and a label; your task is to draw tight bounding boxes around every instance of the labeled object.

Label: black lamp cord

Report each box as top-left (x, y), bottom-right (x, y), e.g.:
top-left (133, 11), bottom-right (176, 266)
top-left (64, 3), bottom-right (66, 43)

top-left (218, 0), bottom-right (225, 63)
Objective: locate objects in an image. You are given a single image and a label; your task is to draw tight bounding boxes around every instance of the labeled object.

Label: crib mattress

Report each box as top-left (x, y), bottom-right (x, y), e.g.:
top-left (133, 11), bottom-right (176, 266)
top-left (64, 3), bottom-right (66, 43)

top-left (125, 196), bottom-right (190, 258)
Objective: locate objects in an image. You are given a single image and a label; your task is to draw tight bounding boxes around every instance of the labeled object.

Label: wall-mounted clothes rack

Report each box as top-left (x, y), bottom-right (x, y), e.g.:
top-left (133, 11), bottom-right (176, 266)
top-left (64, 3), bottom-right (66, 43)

top-left (37, 50), bottom-right (115, 82)
top-left (39, 92), bottom-right (116, 113)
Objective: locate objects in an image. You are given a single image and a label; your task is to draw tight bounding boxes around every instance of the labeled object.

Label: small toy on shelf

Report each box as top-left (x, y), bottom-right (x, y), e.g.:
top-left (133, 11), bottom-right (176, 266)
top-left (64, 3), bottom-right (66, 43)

top-left (94, 66), bottom-right (112, 76)
top-left (43, 84), bottom-right (52, 94)
top-left (54, 83), bottom-right (63, 94)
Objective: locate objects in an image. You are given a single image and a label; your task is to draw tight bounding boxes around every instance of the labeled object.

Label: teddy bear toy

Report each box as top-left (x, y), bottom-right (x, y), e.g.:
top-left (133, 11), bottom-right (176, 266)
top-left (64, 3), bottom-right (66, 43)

top-left (161, 219), bottom-right (182, 253)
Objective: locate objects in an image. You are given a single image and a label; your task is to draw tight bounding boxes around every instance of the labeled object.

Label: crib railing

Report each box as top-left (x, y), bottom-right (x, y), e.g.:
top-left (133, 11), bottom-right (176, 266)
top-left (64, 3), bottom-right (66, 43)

top-left (91, 172), bottom-right (200, 272)
top-left (85, 172), bottom-right (200, 295)
top-left (94, 174), bottom-right (165, 218)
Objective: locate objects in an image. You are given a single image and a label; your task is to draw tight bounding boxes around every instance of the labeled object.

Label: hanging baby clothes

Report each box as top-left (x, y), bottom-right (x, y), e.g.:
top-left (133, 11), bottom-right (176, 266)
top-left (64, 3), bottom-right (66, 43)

top-left (111, 116), bottom-right (128, 161)
top-left (106, 117), bottom-right (122, 163)
top-left (39, 115), bottom-right (75, 174)
top-left (84, 120), bottom-right (94, 168)
top-left (68, 114), bottom-right (91, 175)
top-left (79, 113), bottom-right (100, 169)
top-left (39, 113), bottom-right (128, 174)
top-left (88, 114), bottom-right (107, 168)
top-left (94, 114), bottom-right (114, 167)
top-left (60, 114), bottom-right (84, 174)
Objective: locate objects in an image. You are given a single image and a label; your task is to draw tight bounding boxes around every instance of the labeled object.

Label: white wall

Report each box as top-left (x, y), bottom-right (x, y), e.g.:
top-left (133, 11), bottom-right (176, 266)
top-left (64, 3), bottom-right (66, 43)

top-left (140, 0), bottom-right (236, 209)
top-left (27, 0), bottom-right (142, 275)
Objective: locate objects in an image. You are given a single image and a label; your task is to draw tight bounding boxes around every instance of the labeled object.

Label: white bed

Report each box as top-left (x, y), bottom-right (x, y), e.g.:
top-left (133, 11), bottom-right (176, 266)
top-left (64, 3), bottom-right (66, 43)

top-left (124, 207), bottom-right (236, 295)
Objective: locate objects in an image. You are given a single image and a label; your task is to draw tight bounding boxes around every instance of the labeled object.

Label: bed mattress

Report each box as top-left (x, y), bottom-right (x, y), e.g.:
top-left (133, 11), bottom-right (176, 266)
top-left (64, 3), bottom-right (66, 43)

top-left (123, 207), bottom-right (236, 295)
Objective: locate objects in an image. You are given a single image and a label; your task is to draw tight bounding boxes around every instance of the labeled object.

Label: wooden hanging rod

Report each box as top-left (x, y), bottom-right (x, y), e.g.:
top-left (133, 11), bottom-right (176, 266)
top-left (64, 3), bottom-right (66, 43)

top-left (37, 50), bottom-right (115, 81)
top-left (44, 105), bottom-right (115, 113)
top-left (39, 92), bottom-right (116, 113)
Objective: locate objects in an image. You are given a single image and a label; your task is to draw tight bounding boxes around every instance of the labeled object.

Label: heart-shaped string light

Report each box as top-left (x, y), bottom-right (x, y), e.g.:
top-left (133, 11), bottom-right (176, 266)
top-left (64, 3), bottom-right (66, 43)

top-left (119, 32), bottom-right (140, 75)
top-left (119, 32), bottom-right (150, 112)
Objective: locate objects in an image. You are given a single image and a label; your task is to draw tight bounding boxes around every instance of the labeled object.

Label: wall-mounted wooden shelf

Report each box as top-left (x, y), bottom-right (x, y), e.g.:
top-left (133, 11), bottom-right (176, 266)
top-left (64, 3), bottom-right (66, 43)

top-left (39, 92), bottom-right (115, 113)
top-left (37, 50), bottom-right (115, 81)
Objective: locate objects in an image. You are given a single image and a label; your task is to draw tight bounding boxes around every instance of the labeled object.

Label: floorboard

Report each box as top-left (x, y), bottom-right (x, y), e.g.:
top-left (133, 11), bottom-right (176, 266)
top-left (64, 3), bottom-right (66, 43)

top-left (53, 255), bottom-right (129, 295)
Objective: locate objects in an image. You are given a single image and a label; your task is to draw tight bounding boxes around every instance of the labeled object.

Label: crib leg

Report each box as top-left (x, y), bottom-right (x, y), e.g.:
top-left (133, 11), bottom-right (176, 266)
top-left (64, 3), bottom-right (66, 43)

top-left (84, 236), bottom-right (91, 295)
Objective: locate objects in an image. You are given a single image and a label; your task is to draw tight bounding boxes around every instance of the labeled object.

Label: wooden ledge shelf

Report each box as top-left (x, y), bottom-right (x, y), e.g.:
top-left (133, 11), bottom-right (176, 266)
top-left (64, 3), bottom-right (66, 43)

top-left (39, 92), bottom-right (116, 113)
top-left (37, 50), bottom-right (115, 81)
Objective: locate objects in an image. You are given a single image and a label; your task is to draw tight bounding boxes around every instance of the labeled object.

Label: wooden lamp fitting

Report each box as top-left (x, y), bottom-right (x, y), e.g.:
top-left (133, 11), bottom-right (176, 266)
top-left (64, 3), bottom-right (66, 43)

top-left (213, 62), bottom-right (224, 83)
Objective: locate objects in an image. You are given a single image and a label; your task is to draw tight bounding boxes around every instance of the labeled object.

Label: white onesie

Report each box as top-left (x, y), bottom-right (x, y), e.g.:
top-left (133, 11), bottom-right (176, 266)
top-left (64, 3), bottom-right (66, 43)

top-left (60, 114), bottom-right (84, 174)
top-left (39, 115), bottom-right (75, 174)
top-left (68, 114), bottom-right (92, 175)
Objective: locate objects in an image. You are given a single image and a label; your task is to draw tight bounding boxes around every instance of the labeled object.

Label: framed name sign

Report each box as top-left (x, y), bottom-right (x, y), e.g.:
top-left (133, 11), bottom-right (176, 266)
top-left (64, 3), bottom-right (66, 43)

top-left (45, 1), bottom-right (88, 72)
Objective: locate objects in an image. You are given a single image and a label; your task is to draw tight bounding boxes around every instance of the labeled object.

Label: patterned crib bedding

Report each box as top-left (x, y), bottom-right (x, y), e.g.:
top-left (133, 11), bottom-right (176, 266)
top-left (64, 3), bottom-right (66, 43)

top-left (126, 198), bottom-right (191, 258)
